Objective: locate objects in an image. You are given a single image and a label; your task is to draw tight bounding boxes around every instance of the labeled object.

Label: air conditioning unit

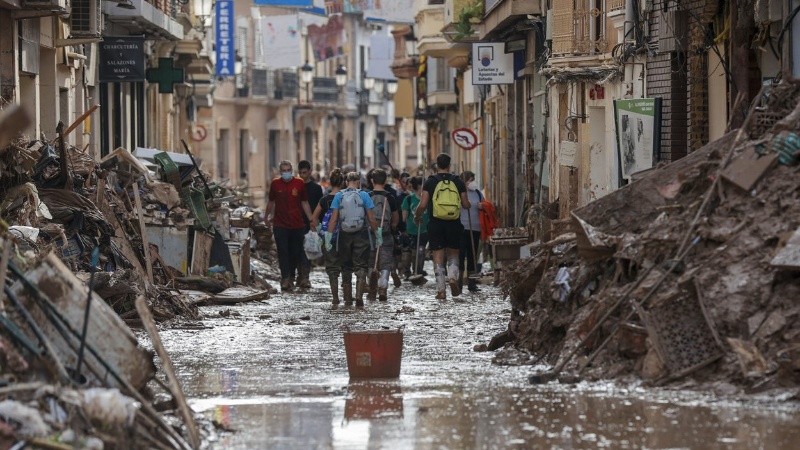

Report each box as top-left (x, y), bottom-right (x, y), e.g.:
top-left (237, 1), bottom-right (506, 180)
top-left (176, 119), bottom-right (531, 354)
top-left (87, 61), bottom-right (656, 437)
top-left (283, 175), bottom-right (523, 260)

top-left (22, 0), bottom-right (68, 11)
top-left (70, 0), bottom-right (102, 39)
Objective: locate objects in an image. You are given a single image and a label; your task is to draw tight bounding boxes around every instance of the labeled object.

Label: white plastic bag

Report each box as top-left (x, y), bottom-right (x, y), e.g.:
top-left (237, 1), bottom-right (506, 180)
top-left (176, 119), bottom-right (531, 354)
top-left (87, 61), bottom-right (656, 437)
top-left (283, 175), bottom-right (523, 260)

top-left (304, 231), bottom-right (323, 260)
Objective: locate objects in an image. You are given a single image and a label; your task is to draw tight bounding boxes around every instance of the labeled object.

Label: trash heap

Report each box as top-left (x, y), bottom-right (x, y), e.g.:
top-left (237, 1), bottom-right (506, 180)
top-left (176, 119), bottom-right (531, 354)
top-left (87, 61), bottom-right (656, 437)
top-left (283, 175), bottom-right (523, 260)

top-left (0, 109), bottom-right (276, 447)
top-left (501, 79), bottom-right (800, 392)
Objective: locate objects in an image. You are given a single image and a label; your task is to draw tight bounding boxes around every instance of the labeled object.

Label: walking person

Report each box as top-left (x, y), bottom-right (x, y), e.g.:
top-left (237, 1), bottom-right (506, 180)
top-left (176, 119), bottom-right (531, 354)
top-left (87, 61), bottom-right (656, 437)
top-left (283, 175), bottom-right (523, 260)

top-left (367, 169), bottom-right (399, 302)
top-left (401, 176), bottom-right (429, 277)
top-left (459, 171), bottom-right (484, 293)
top-left (325, 172), bottom-right (378, 307)
top-left (311, 168), bottom-right (345, 307)
top-left (414, 154), bottom-right (469, 300)
top-left (296, 160), bottom-right (324, 288)
top-left (266, 161), bottom-right (314, 292)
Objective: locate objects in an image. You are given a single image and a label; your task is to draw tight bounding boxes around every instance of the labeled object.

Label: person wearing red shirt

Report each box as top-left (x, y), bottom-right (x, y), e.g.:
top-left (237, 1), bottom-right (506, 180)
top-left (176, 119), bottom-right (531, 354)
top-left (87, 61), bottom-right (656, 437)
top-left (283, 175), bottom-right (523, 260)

top-left (266, 160), bottom-right (314, 291)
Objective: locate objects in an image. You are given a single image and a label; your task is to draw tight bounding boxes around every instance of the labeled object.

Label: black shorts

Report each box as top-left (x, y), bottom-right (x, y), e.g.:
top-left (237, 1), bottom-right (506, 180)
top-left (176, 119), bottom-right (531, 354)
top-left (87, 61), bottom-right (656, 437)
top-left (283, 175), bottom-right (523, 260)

top-left (427, 219), bottom-right (464, 250)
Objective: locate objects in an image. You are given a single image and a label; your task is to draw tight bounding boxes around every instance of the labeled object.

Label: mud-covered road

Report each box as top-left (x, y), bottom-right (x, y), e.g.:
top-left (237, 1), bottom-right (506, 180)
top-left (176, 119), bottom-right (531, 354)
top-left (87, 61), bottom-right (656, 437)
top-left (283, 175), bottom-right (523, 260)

top-left (149, 269), bottom-right (800, 449)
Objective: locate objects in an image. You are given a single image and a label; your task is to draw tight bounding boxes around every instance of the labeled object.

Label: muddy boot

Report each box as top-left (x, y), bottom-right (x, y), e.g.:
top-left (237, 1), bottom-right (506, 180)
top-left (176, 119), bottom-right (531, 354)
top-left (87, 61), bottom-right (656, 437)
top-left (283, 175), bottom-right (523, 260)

top-left (447, 263), bottom-right (461, 297)
top-left (367, 271), bottom-right (378, 301)
top-left (467, 276), bottom-right (480, 293)
top-left (435, 265), bottom-right (447, 301)
top-left (297, 266), bottom-right (312, 289)
top-left (377, 270), bottom-right (390, 301)
top-left (391, 270), bottom-right (402, 287)
top-left (280, 278), bottom-right (293, 292)
top-left (329, 275), bottom-right (340, 306)
top-left (342, 274), bottom-right (353, 306)
top-left (355, 275), bottom-right (367, 308)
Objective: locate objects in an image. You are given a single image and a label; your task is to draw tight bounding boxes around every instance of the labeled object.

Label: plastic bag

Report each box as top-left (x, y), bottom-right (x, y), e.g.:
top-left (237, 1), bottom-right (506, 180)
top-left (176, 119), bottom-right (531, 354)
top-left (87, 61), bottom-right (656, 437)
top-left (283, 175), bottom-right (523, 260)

top-left (304, 231), bottom-right (323, 260)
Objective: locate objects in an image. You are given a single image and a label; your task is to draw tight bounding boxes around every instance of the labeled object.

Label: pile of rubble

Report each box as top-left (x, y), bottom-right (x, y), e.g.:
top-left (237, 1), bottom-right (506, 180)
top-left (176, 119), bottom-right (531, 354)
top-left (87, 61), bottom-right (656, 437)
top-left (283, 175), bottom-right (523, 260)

top-left (499, 80), bottom-right (800, 393)
top-left (0, 107), bottom-right (277, 447)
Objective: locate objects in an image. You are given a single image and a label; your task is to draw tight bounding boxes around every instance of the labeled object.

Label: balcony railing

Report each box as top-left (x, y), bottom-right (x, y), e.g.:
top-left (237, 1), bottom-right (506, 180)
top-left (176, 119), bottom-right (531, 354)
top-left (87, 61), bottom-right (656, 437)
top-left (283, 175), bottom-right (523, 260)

top-left (312, 77), bottom-right (339, 103)
top-left (249, 69), bottom-right (299, 100)
top-left (551, 6), bottom-right (609, 56)
top-left (608, 0), bottom-right (625, 12)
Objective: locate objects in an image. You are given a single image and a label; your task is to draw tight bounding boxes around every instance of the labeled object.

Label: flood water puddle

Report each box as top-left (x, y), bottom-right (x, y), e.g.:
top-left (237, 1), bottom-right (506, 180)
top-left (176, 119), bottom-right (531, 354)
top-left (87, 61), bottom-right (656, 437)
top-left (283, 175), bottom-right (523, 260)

top-left (149, 270), bottom-right (800, 449)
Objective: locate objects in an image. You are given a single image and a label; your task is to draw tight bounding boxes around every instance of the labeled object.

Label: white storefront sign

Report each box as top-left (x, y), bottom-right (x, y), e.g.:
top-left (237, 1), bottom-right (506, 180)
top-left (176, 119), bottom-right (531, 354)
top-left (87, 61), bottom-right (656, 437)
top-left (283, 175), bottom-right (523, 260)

top-left (471, 42), bottom-right (514, 85)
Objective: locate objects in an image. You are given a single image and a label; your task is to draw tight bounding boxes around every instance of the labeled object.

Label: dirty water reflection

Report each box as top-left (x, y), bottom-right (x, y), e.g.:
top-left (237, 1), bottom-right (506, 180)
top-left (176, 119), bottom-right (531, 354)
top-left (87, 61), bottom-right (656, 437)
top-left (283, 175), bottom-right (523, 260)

top-left (152, 270), bottom-right (800, 449)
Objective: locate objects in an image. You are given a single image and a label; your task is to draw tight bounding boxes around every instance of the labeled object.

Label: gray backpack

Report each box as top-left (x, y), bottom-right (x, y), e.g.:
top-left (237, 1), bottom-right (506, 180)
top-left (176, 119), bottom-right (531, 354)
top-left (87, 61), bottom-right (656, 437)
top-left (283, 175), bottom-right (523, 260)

top-left (339, 188), bottom-right (366, 233)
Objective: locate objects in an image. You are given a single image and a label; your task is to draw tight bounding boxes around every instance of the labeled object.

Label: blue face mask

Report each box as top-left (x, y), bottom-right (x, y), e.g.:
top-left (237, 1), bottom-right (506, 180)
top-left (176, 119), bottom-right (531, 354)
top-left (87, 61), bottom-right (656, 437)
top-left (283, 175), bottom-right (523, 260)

top-left (280, 171), bottom-right (293, 181)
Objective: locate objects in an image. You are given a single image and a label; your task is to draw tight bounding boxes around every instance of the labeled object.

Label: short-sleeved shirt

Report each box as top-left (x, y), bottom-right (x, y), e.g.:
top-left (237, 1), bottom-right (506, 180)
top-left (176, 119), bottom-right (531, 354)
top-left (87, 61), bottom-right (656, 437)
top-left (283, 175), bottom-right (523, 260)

top-left (319, 193), bottom-right (336, 214)
top-left (423, 173), bottom-right (467, 222)
top-left (331, 188), bottom-right (375, 210)
top-left (401, 193), bottom-right (428, 235)
top-left (269, 177), bottom-right (308, 229)
top-left (305, 180), bottom-right (324, 212)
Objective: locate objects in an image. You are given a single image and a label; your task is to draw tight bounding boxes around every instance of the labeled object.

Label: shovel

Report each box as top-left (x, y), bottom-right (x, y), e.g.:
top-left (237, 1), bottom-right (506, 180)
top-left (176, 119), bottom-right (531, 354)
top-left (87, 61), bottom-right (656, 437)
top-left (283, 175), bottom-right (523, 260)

top-left (408, 230), bottom-right (427, 286)
top-left (368, 196), bottom-right (389, 295)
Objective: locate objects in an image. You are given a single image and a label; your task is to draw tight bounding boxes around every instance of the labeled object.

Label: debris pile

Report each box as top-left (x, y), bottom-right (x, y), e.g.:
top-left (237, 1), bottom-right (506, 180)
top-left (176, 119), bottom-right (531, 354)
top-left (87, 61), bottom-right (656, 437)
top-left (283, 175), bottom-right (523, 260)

top-left (501, 80), bottom-right (800, 392)
top-left (0, 109), bottom-right (277, 447)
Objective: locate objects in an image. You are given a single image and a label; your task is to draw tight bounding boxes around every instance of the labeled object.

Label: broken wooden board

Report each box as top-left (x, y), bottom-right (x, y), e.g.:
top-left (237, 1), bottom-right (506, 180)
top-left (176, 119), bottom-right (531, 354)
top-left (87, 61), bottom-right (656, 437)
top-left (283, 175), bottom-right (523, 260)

top-left (771, 227), bottom-right (800, 270)
top-left (10, 253), bottom-right (156, 390)
top-left (720, 146), bottom-right (778, 192)
top-left (178, 290), bottom-right (213, 306)
top-left (190, 231), bottom-right (213, 276)
top-left (208, 287), bottom-right (269, 305)
top-left (136, 296), bottom-right (201, 450)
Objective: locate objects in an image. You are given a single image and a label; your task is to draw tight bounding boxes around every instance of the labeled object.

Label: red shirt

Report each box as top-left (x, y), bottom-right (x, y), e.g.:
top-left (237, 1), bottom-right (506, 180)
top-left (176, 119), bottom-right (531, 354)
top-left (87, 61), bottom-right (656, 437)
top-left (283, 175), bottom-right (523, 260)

top-left (268, 177), bottom-right (308, 229)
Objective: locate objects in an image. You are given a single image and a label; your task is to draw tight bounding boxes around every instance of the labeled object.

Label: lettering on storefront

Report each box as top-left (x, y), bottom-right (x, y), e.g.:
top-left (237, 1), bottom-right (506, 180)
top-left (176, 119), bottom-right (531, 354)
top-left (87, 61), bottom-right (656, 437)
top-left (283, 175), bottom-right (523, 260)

top-left (99, 37), bottom-right (145, 82)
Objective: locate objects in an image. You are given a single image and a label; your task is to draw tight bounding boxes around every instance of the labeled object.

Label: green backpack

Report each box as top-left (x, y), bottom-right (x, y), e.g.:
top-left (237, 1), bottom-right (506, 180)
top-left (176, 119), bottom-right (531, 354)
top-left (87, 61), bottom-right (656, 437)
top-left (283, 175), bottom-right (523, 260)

top-left (432, 175), bottom-right (460, 220)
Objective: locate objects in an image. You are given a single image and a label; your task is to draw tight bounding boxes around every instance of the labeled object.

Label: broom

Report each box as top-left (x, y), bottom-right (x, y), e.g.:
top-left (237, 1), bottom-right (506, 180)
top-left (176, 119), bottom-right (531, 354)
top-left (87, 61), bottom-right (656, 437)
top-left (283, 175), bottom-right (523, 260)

top-left (408, 229), bottom-right (427, 286)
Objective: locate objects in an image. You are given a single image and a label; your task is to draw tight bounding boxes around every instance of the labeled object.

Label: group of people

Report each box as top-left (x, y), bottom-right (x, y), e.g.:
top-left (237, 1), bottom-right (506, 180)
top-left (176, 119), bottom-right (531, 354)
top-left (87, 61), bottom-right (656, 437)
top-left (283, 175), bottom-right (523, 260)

top-left (264, 153), bottom-right (491, 308)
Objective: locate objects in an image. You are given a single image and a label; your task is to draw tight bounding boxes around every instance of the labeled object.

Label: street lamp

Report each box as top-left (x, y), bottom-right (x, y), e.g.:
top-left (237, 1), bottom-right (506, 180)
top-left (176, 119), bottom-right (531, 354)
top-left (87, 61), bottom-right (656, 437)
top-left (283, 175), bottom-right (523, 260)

top-left (300, 61), bottom-right (313, 84)
top-left (373, 79), bottom-right (385, 95)
top-left (405, 27), bottom-right (418, 58)
top-left (386, 79), bottom-right (398, 95)
top-left (335, 64), bottom-right (348, 87)
top-left (363, 77), bottom-right (375, 91)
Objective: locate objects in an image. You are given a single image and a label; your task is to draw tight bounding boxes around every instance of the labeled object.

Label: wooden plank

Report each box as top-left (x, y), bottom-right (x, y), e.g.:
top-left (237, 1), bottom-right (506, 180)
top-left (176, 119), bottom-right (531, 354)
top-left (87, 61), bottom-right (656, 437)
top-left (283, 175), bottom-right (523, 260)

top-left (132, 181), bottom-right (154, 285)
top-left (10, 254), bottom-right (155, 390)
top-left (720, 146), bottom-right (778, 192)
top-left (190, 231), bottom-right (213, 276)
top-left (771, 227), bottom-right (800, 270)
top-left (95, 190), bottom-right (147, 277)
top-left (135, 296), bottom-right (201, 450)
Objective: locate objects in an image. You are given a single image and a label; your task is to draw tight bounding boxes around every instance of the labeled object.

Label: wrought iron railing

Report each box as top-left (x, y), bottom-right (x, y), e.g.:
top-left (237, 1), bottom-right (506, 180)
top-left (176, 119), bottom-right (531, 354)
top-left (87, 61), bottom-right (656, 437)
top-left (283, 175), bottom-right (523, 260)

top-left (551, 5), bottom-right (609, 56)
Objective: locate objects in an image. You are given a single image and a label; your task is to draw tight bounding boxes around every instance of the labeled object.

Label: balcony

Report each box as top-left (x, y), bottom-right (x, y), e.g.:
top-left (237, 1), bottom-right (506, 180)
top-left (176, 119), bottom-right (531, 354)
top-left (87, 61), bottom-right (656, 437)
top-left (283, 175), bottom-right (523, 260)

top-left (551, 5), bottom-right (612, 57)
top-left (415, 0), bottom-right (450, 58)
top-left (479, 0), bottom-right (541, 40)
top-left (103, 0), bottom-right (184, 41)
top-left (250, 69), bottom-right (299, 101)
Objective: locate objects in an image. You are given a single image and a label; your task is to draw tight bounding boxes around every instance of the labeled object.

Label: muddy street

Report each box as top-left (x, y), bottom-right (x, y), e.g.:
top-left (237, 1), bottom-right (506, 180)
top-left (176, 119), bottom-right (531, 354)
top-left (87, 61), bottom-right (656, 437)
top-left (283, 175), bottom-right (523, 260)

top-left (145, 269), bottom-right (800, 449)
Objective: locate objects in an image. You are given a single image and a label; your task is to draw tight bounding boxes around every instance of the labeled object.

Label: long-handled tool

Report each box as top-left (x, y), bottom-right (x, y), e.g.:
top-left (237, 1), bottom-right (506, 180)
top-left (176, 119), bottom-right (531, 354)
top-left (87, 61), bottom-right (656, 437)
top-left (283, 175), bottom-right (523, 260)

top-left (408, 229), bottom-right (427, 286)
top-left (461, 162), bottom-right (480, 281)
top-left (368, 196), bottom-right (389, 295)
top-left (75, 246), bottom-right (100, 377)
top-left (180, 139), bottom-right (213, 199)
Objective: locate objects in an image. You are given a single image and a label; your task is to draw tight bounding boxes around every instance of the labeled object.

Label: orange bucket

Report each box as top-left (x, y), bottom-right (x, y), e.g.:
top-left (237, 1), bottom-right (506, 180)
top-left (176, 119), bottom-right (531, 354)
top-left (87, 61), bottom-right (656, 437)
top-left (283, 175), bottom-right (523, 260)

top-left (343, 329), bottom-right (403, 379)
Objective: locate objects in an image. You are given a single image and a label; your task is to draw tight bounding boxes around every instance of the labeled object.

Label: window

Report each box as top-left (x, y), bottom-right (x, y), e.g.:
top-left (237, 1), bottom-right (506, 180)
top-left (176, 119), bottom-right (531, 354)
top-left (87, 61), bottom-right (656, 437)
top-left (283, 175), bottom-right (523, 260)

top-left (268, 130), bottom-right (279, 175)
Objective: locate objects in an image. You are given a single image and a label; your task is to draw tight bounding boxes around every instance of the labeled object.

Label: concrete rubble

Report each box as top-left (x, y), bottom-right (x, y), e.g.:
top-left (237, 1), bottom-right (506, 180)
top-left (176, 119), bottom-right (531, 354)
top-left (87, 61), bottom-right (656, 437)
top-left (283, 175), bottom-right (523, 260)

top-left (0, 113), bottom-right (279, 447)
top-left (497, 79), bottom-right (800, 394)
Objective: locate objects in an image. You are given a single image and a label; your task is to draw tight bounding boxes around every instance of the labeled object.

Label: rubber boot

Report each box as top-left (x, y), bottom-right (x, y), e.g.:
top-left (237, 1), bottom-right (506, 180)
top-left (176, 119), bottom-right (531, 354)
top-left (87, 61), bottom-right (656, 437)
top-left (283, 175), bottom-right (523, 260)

top-left (329, 275), bottom-right (340, 306)
top-left (342, 273), bottom-right (353, 306)
top-left (447, 260), bottom-right (461, 297)
top-left (400, 250), bottom-right (413, 279)
top-left (391, 268), bottom-right (402, 287)
top-left (467, 276), bottom-right (480, 293)
top-left (434, 265), bottom-right (447, 300)
top-left (367, 271), bottom-right (378, 301)
top-left (280, 278), bottom-right (293, 292)
top-left (378, 270), bottom-right (390, 301)
top-left (355, 274), bottom-right (367, 308)
top-left (298, 265), bottom-right (312, 289)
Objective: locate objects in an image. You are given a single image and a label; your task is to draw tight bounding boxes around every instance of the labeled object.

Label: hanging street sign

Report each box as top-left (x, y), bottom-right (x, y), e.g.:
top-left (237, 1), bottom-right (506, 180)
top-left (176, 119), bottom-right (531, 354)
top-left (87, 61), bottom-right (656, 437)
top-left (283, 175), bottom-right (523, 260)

top-left (215, 0), bottom-right (235, 77)
top-left (471, 42), bottom-right (514, 85)
top-left (99, 36), bottom-right (145, 82)
top-left (452, 128), bottom-right (479, 150)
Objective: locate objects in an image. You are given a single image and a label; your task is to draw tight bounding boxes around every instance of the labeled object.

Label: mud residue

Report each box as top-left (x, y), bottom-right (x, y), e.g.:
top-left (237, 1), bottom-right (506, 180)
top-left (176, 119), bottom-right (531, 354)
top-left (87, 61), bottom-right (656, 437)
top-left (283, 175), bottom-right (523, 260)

top-left (501, 79), bottom-right (800, 393)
